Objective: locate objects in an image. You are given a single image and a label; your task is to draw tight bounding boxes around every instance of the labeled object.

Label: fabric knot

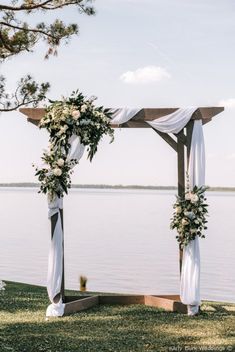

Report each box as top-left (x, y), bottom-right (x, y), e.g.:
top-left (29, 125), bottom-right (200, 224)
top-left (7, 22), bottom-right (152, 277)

top-left (48, 196), bottom-right (63, 218)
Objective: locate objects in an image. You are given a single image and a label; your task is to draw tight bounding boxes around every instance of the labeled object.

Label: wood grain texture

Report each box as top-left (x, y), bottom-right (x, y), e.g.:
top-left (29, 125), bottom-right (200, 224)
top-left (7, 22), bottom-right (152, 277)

top-left (99, 295), bottom-right (145, 305)
top-left (63, 294), bottom-right (187, 315)
top-left (144, 295), bottom-right (187, 313)
top-left (64, 296), bottom-right (99, 315)
top-left (19, 107), bottom-right (224, 127)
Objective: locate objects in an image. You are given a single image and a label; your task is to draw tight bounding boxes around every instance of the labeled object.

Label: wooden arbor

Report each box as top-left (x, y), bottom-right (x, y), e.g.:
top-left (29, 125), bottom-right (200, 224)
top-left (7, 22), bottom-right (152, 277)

top-left (20, 106), bottom-right (224, 315)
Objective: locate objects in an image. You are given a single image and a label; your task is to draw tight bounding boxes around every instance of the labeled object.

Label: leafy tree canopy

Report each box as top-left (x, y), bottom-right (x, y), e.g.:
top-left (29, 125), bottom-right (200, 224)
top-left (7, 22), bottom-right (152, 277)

top-left (0, 0), bottom-right (95, 112)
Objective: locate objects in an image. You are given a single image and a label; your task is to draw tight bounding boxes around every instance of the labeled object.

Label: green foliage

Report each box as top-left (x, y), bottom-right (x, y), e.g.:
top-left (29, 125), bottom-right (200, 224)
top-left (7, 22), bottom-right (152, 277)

top-left (34, 90), bottom-right (114, 199)
top-left (170, 185), bottom-right (209, 247)
top-left (0, 0), bottom-right (95, 112)
top-left (0, 0), bottom-right (95, 59)
top-left (0, 74), bottom-right (50, 111)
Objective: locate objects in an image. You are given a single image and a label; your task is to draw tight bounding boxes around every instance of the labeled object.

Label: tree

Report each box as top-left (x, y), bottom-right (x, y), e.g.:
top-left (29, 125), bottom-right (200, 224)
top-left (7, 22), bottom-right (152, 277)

top-left (0, 0), bottom-right (95, 112)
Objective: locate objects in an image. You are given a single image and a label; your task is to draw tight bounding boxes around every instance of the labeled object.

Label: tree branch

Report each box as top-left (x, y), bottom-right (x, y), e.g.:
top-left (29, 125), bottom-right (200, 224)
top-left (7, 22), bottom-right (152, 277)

top-left (0, 98), bottom-right (40, 111)
top-left (0, 22), bottom-right (58, 41)
top-left (0, 0), bottom-right (85, 12)
top-left (0, 0), bottom-right (52, 11)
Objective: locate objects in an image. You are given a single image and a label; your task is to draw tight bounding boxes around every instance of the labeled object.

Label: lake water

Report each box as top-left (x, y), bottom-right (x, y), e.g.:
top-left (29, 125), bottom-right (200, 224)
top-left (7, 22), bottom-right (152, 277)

top-left (0, 188), bottom-right (234, 303)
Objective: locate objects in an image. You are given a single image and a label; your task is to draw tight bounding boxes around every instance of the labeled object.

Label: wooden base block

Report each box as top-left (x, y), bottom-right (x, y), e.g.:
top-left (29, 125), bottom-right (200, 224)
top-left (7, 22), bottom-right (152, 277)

top-left (64, 296), bottom-right (99, 315)
top-left (99, 295), bottom-right (145, 305)
top-left (145, 295), bottom-right (187, 314)
top-left (63, 293), bottom-right (187, 316)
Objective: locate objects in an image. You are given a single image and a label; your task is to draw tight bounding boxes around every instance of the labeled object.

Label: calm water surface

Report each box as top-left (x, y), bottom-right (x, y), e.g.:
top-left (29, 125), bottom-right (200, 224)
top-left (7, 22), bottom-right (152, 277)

top-left (0, 188), bottom-right (234, 303)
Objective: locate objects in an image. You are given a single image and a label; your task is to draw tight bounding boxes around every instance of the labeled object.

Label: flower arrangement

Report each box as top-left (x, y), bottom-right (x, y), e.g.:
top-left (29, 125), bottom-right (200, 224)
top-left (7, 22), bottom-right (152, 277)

top-left (34, 91), bottom-right (114, 200)
top-left (170, 179), bottom-right (209, 247)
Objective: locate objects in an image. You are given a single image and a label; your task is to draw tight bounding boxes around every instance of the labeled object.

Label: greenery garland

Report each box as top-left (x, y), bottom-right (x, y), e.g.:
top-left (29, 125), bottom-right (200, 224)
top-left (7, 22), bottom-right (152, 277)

top-left (170, 178), bottom-right (209, 247)
top-left (34, 91), bottom-right (114, 200)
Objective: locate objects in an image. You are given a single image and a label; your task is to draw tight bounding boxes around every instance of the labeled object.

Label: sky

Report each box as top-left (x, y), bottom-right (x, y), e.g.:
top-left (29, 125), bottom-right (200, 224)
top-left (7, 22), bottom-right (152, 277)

top-left (0, 0), bottom-right (235, 186)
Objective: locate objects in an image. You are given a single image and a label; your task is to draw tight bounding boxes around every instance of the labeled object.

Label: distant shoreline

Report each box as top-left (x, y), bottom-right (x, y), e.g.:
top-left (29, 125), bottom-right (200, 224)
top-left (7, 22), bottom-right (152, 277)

top-left (0, 183), bottom-right (235, 192)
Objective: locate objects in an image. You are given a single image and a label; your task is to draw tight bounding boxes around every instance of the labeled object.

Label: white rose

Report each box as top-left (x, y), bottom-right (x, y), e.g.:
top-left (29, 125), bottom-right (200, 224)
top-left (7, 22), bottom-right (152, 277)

top-left (176, 206), bottom-right (182, 214)
top-left (57, 158), bottom-right (64, 167)
top-left (72, 110), bottom-right (81, 120)
top-left (95, 111), bottom-right (102, 118)
top-left (59, 125), bottom-right (68, 135)
top-left (185, 193), bottom-right (191, 200)
top-left (191, 194), bottom-right (199, 203)
top-left (190, 228), bottom-right (197, 234)
top-left (182, 218), bottom-right (189, 226)
top-left (53, 168), bottom-right (62, 176)
top-left (0, 280), bottom-right (6, 291)
top-left (81, 104), bottom-right (87, 113)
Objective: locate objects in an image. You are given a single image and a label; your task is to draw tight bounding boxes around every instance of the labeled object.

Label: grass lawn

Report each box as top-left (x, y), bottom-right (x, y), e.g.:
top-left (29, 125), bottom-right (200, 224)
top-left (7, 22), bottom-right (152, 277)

top-left (0, 281), bottom-right (235, 352)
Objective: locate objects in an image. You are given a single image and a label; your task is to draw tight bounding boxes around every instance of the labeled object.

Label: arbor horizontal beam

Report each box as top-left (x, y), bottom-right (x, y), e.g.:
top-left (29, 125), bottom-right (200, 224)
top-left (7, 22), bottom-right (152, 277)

top-left (19, 107), bottom-right (224, 127)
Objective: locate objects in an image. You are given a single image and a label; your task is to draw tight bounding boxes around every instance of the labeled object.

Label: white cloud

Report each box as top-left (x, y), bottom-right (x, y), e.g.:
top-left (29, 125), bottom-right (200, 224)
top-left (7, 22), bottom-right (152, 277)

top-left (120, 66), bottom-right (171, 84)
top-left (218, 98), bottom-right (235, 109)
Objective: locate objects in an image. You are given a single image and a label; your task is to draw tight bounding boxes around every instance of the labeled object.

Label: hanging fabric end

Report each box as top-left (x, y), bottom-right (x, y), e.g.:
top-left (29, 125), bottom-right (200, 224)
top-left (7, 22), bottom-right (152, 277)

top-left (46, 299), bottom-right (65, 317)
top-left (187, 304), bottom-right (199, 316)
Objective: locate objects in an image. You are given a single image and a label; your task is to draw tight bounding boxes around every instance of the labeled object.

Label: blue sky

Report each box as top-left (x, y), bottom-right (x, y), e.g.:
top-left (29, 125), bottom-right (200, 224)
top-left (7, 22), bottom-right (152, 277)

top-left (0, 0), bottom-right (235, 186)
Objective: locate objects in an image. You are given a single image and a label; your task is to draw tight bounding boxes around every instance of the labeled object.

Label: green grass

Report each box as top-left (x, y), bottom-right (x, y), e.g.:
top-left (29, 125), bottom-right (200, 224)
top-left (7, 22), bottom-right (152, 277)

top-left (0, 281), bottom-right (235, 352)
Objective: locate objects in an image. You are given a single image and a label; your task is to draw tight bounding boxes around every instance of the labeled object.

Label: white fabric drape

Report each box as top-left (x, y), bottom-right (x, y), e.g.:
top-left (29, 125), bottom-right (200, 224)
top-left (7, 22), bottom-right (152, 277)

top-left (180, 120), bottom-right (205, 315)
top-left (46, 136), bottom-right (85, 317)
top-left (46, 196), bottom-right (64, 317)
top-left (111, 108), bottom-right (141, 125)
top-left (188, 120), bottom-right (205, 189)
top-left (147, 107), bottom-right (197, 134)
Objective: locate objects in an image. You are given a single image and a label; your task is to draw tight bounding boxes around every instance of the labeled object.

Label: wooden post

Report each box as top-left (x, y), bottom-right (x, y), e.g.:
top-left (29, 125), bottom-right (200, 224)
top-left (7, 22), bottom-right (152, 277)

top-left (177, 130), bottom-right (185, 274)
top-left (60, 208), bottom-right (65, 302)
top-left (177, 131), bottom-right (186, 197)
top-left (51, 209), bottom-right (65, 303)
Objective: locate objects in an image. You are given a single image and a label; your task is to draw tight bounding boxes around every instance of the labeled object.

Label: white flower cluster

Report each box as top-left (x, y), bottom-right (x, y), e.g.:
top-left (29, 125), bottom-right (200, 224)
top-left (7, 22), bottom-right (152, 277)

top-left (170, 185), bottom-right (208, 247)
top-left (185, 192), bottom-right (199, 203)
top-left (34, 91), bottom-right (114, 199)
top-left (0, 280), bottom-right (6, 291)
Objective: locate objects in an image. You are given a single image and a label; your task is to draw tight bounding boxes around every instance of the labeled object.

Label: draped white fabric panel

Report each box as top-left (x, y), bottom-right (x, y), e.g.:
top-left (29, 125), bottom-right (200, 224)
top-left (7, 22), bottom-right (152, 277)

top-left (110, 108), bottom-right (141, 125)
top-left (111, 108), bottom-right (141, 125)
top-left (180, 120), bottom-right (205, 315)
top-left (46, 196), bottom-right (64, 314)
top-left (188, 120), bottom-right (205, 189)
top-left (46, 136), bottom-right (85, 317)
top-left (147, 107), bottom-right (197, 134)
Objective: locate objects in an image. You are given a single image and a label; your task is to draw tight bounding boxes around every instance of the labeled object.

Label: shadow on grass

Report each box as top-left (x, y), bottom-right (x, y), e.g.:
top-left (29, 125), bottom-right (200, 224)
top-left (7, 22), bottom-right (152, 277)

top-left (0, 281), bottom-right (87, 313)
top-left (207, 303), bottom-right (235, 316)
top-left (0, 282), bottom-right (48, 313)
top-left (0, 306), bottom-right (205, 352)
